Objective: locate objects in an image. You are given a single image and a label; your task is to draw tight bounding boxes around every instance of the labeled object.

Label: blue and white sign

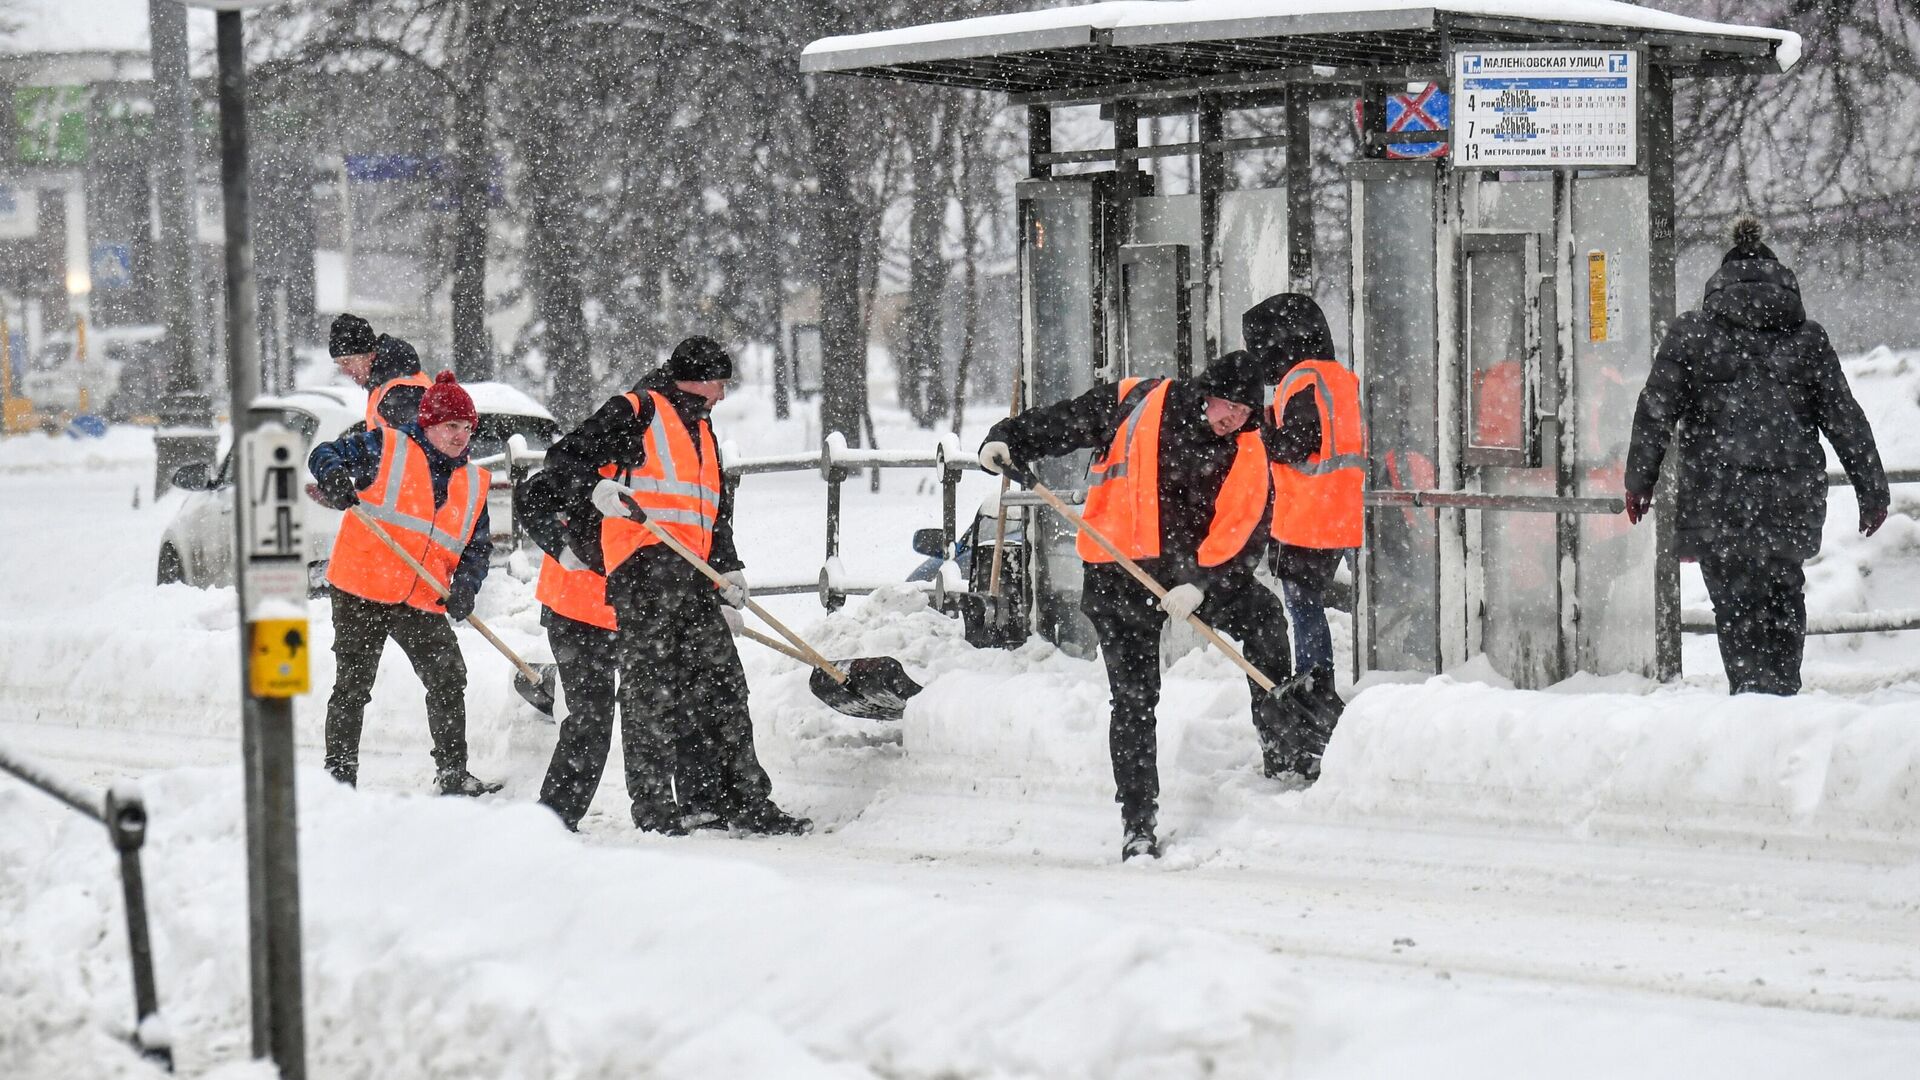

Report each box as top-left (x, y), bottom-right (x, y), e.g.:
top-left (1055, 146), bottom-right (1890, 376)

top-left (1453, 49), bottom-right (1637, 168)
top-left (90, 243), bottom-right (134, 291)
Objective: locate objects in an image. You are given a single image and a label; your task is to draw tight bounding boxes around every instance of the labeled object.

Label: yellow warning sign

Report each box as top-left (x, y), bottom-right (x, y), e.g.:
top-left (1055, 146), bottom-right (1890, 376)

top-left (249, 619), bottom-right (311, 697)
top-left (1587, 250), bottom-right (1609, 343)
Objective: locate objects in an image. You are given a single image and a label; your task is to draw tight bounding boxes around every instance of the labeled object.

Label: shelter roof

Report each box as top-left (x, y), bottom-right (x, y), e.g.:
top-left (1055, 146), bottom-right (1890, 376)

top-left (801, 1), bottom-right (1801, 97)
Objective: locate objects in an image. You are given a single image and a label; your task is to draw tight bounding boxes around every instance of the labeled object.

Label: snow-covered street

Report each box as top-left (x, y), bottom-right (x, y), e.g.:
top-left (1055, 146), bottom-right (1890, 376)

top-left (5, 368), bottom-right (1919, 1079)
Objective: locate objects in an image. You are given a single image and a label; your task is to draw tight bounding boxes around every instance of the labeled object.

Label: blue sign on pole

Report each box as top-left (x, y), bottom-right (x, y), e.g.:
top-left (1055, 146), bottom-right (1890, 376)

top-left (1386, 84), bottom-right (1449, 160)
top-left (90, 243), bottom-right (134, 291)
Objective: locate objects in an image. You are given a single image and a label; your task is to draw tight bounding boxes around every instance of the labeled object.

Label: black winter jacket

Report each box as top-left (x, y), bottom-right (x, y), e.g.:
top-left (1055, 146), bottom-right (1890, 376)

top-left (1625, 258), bottom-right (1888, 559)
top-left (366, 335), bottom-right (427, 430)
top-left (985, 378), bottom-right (1269, 589)
top-left (538, 369), bottom-right (742, 582)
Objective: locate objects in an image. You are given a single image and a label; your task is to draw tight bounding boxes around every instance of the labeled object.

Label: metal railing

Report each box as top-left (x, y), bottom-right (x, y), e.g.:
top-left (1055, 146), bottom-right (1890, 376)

top-left (504, 431), bottom-right (983, 609)
top-left (0, 745), bottom-right (172, 1070)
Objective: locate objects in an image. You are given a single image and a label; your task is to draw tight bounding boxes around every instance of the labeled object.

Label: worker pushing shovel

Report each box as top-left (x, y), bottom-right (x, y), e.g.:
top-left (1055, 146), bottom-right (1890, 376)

top-left (977, 350), bottom-right (1330, 860)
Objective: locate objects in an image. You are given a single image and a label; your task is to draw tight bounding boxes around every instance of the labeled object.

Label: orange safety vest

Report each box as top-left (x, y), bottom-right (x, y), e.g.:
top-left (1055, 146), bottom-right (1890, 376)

top-left (1079, 377), bottom-right (1270, 568)
top-left (327, 428), bottom-right (491, 610)
top-left (1270, 359), bottom-right (1366, 549)
top-left (366, 371), bottom-right (434, 430)
top-left (599, 391), bottom-right (723, 573)
top-left (533, 463), bottom-right (621, 631)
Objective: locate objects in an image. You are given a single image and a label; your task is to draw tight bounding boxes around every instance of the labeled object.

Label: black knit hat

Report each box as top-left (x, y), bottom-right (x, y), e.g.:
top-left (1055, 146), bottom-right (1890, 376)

top-left (667, 336), bottom-right (732, 382)
top-left (329, 313), bottom-right (377, 357)
top-left (1722, 217), bottom-right (1777, 265)
top-left (1198, 349), bottom-right (1266, 409)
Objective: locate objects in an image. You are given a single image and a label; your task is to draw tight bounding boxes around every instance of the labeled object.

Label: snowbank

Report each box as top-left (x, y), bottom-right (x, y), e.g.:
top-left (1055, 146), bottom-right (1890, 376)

top-left (0, 770), bottom-right (1300, 1078)
top-left (1310, 679), bottom-right (1920, 846)
top-left (0, 427), bottom-right (156, 473)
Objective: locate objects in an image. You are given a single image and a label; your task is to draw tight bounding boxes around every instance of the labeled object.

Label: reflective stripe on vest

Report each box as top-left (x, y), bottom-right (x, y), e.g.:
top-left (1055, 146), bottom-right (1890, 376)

top-left (326, 428), bottom-right (491, 610)
top-left (1079, 378), bottom-right (1271, 568)
top-left (366, 371), bottom-right (434, 430)
top-left (534, 463), bottom-right (620, 630)
top-left (1270, 359), bottom-right (1366, 549)
top-left (600, 391), bottom-right (723, 571)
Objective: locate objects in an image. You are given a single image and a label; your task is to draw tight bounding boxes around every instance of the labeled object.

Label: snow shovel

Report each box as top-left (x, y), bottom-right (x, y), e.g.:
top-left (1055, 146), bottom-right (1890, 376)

top-left (343, 505), bottom-right (558, 717)
top-left (625, 511), bottom-right (923, 721)
top-left (1024, 483), bottom-right (1313, 701)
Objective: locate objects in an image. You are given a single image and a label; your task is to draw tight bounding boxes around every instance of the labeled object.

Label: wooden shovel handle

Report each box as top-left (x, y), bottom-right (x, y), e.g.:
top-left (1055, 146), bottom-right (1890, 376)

top-left (345, 506), bottom-right (546, 686)
top-left (631, 514), bottom-right (850, 683)
top-left (1026, 483), bottom-right (1281, 693)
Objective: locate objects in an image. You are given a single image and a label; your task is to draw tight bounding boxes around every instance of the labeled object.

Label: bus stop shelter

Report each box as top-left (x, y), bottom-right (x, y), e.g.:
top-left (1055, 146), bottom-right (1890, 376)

top-left (803, 1), bottom-right (1801, 687)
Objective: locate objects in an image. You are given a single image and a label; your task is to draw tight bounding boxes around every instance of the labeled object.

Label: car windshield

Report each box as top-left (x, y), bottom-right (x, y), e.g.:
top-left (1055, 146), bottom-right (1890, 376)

top-left (471, 414), bottom-right (560, 463)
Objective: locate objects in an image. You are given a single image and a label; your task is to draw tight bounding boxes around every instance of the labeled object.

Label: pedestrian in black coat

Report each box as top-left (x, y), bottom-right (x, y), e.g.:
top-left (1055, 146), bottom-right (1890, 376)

top-left (1625, 219), bottom-right (1889, 695)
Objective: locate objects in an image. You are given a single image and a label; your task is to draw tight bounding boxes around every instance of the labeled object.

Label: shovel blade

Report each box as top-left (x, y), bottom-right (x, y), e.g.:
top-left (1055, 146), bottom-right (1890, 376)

top-left (514, 663), bottom-right (559, 718)
top-left (808, 657), bottom-right (924, 721)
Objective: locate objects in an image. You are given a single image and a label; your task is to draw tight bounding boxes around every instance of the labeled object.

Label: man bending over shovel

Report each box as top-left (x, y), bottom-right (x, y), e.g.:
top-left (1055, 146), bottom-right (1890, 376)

top-left (540, 337), bottom-right (809, 836)
top-left (978, 351), bottom-right (1315, 860)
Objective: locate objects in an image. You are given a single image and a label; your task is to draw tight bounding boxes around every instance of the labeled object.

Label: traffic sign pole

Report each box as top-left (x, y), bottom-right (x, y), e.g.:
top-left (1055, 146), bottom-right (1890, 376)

top-left (212, 7), bottom-right (308, 1078)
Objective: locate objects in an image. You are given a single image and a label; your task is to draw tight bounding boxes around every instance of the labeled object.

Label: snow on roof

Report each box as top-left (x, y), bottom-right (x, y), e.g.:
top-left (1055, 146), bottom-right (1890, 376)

top-left (803, 0), bottom-right (1802, 74)
top-left (2, 0), bottom-right (216, 57)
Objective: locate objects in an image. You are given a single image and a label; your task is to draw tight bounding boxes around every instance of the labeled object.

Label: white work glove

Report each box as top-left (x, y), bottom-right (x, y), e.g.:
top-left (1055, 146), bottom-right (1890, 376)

top-left (720, 570), bottom-right (750, 609)
top-left (1161, 582), bottom-right (1205, 621)
top-left (721, 606), bottom-right (744, 636)
top-left (978, 440), bottom-right (1016, 476)
top-left (592, 478), bottom-right (641, 520)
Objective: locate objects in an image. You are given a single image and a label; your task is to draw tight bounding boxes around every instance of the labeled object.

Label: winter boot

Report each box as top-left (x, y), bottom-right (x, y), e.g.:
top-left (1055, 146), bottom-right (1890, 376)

top-left (632, 795), bottom-right (689, 836)
top-left (436, 769), bottom-right (503, 797)
top-left (327, 761), bottom-right (358, 789)
top-left (1120, 805), bottom-right (1160, 861)
top-left (729, 800), bottom-right (812, 836)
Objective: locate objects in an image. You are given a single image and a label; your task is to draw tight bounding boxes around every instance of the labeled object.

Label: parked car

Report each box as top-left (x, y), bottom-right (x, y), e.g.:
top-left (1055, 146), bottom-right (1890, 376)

top-left (157, 382), bottom-right (560, 589)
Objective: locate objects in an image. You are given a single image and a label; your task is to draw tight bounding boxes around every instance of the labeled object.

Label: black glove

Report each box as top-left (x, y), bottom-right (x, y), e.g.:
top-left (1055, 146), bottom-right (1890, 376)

top-left (1862, 504), bottom-right (1889, 537)
top-left (1624, 489), bottom-right (1652, 525)
top-left (311, 473), bottom-right (360, 510)
top-left (443, 587), bottom-right (475, 622)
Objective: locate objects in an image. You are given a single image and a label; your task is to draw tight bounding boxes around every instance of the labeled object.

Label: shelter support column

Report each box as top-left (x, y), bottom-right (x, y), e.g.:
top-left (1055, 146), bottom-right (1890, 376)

top-left (1286, 88), bottom-right (1313, 293)
top-left (1645, 65), bottom-right (1681, 681)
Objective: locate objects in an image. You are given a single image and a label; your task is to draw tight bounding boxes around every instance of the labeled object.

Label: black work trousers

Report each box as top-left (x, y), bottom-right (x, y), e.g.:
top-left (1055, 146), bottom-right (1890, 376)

top-left (325, 587), bottom-right (469, 785)
top-left (1697, 548), bottom-right (1807, 696)
top-left (607, 553), bottom-right (773, 826)
top-left (1081, 563), bottom-right (1299, 821)
top-left (536, 611), bottom-right (626, 829)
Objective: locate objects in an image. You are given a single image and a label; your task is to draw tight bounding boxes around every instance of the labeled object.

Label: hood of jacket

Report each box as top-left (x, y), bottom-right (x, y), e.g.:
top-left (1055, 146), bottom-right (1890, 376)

top-left (1702, 258), bottom-right (1805, 333)
top-left (368, 335), bottom-right (423, 389)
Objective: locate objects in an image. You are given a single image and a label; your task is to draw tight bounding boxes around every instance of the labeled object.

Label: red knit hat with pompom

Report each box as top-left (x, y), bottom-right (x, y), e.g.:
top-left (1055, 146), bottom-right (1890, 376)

top-left (415, 370), bottom-right (478, 429)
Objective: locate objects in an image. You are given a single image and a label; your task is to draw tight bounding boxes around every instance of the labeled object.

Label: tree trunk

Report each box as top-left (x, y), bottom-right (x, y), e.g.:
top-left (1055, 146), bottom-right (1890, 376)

top-left (808, 81), bottom-right (867, 447)
top-left (523, 115), bottom-right (591, 422)
top-left (448, 0), bottom-right (496, 379)
top-left (900, 98), bottom-right (948, 427)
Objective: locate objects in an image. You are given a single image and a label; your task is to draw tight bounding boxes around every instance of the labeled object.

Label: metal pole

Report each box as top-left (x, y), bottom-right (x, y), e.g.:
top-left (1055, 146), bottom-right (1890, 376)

top-left (217, 13), bottom-right (306, 1079)
top-left (105, 788), bottom-right (174, 1070)
top-left (148, 0), bottom-right (212, 496)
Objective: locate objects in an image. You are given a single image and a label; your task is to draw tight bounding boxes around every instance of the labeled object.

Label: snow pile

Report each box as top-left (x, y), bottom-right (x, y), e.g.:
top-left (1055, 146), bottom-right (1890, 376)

top-left (1311, 679), bottom-right (1920, 845)
top-left (0, 770), bottom-right (1301, 1079)
top-left (0, 426), bottom-right (156, 473)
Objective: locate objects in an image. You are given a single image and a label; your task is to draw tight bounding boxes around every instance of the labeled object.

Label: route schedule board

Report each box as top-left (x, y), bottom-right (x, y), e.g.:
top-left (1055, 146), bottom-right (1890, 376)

top-left (1452, 49), bottom-right (1638, 168)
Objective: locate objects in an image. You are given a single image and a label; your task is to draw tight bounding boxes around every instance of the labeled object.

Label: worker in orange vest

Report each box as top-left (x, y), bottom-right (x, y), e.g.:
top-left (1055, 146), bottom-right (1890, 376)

top-left (539, 338), bottom-right (806, 836)
top-left (329, 313), bottom-right (433, 431)
top-left (518, 457), bottom-right (646, 832)
top-left (1245, 294), bottom-right (1366, 732)
top-left (979, 350), bottom-right (1294, 860)
top-left (307, 371), bottom-right (501, 796)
